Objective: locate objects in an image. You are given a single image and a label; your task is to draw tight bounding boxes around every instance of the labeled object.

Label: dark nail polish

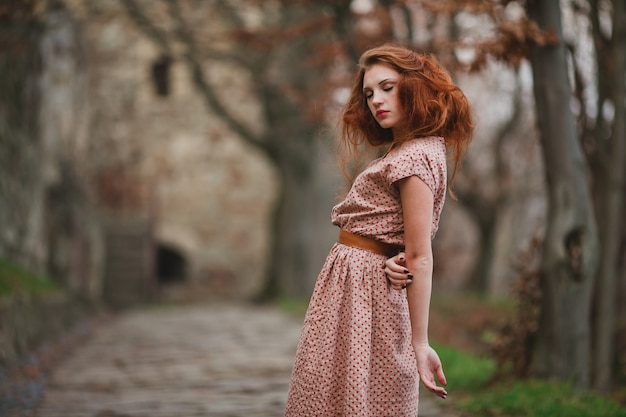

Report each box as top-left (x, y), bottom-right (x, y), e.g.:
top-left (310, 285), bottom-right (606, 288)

top-left (403, 269), bottom-right (410, 273)
top-left (401, 284), bottom-right (407, 289)
top-left (407, 274), bottom-right (414, 279)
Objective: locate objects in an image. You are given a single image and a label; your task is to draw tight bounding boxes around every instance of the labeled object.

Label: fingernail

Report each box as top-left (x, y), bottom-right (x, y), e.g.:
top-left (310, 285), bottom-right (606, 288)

top-left (403, 269), bottom-right (409, 273)
top-left (407, 274), bottom-right (414, 279)
top-left (401, 284), bottom-right (407, 289)
top-left (407, 280), bottom-right (413, 284)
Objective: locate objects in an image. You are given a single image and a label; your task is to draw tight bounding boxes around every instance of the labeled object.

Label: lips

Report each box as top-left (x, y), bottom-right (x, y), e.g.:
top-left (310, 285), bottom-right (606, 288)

top-left (376, 110), bottom-right (389, 117)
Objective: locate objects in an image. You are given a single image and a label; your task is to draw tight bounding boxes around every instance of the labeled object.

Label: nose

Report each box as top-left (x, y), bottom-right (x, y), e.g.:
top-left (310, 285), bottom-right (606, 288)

top-left (371, 91), bottom-right (383, 106)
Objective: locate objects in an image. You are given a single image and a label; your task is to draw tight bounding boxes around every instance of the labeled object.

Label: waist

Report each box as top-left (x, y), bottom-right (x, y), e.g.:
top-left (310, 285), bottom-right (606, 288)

top-left (337, 230), bottom-right (403, 258)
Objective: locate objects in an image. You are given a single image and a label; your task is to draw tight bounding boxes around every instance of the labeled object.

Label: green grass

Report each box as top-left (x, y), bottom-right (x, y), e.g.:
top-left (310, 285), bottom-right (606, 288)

top-left (437, 341), bottom-right (626, 417)
top-left (0, 257), bottom-right (59, 298)
top-left (459, 379), bottom-right (626, 417)
top-left (433, 342), bottom-right (495, 390)
top-left (275, 297), bottom-right (309, 316)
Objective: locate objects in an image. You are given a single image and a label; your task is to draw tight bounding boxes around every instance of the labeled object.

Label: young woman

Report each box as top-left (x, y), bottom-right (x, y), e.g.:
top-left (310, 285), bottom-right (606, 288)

top-left (285, 44), bottom-right (473, 416)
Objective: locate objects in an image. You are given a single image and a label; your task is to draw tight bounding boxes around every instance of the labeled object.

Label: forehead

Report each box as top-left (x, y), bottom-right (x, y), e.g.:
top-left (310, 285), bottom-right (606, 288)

top-left (362, 63), bottom-right (400, 88)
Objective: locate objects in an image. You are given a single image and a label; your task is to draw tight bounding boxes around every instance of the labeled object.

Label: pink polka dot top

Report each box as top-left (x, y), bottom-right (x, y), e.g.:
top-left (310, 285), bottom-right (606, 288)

top-left (331, 136), bottom-right (447, 242)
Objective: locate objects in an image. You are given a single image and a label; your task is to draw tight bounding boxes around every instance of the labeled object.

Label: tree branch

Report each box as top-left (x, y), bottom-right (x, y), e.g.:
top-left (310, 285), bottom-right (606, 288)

top-left (397, 2), bottom-right (415, 43)
top-left (162, 0), bottom-right (266, 151)
top-left (118, 0), bottom-right (171, 54)
top-left (329, 0), bottom-right (360, 62)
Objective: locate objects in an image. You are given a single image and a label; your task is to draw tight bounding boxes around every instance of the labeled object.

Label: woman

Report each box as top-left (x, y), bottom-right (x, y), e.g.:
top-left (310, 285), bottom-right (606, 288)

top-left (285, 44), bottom-right (473, 416)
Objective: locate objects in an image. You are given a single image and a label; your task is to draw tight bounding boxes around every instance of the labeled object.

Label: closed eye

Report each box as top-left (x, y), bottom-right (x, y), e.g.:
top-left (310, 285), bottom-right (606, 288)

top-left (363, 83), bottom-right (394, 100)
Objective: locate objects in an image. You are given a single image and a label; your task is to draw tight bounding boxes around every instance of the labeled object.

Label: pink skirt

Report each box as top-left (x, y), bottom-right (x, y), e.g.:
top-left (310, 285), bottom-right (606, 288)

top-left (285, 243), bottom-right (419, 416)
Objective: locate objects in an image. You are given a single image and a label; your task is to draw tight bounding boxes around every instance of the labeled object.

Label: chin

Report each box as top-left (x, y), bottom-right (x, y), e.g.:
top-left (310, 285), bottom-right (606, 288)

top-left (379, 122), bottom-right (397, 130)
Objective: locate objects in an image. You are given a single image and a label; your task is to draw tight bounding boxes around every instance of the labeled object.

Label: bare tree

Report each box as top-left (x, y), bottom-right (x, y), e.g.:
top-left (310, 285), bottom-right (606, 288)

top-left (525, 0), bottom-right (598, 389)
top-left (119, 0), bottom-right (401, 298)
top-left (586, 0), bottom-right (626, 392)
top-left (462, 0), bottom-right (626, 391)
top-left (551, 0), bottom-right (626, 391)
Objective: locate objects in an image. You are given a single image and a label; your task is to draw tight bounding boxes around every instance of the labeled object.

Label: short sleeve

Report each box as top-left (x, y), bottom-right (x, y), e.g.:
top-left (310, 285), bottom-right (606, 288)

top-left (330, 136), bottom-right (448, 241)
top-left (384, 137), bottom-right (447, 197)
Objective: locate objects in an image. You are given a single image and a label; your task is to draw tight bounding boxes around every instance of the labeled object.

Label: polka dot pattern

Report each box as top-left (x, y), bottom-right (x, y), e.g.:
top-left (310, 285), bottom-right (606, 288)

top-left (285, 137), bottom-right (447, 417)
top-left (332, 136), bottom-right (447, 241)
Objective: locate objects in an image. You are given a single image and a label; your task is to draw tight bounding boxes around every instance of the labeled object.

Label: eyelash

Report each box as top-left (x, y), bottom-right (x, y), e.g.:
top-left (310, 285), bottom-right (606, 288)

top-left (365, 85), bottom-right (393, 100)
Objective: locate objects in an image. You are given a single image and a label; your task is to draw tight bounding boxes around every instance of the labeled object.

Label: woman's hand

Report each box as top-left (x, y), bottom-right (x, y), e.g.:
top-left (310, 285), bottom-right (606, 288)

top-left (384, 252), bottom-right (413, 290)
top-left (414, 343), bottom-right (447, 399)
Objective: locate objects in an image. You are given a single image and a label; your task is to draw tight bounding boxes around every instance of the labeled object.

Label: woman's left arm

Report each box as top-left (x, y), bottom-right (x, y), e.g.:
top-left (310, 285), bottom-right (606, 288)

top-left (397, 175), bottom-right (447, 399)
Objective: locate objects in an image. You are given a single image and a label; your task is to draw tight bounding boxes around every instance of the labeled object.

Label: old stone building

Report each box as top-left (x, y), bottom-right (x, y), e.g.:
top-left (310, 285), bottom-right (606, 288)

top-left (72, 0), bottom-right (279, 302)
top-left (1, 0), bottom-right (280, 312)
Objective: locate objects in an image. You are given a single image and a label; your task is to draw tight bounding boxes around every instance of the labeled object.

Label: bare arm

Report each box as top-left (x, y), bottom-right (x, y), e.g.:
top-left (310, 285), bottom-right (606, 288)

top-left (397, 175), bottom-right (447, 399)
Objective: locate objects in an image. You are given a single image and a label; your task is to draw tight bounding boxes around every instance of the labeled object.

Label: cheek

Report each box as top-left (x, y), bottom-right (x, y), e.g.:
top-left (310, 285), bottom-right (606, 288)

top-left (367, 100), bottom-right (376, 115)
top-left (391, 92), bottom-right (401, 110)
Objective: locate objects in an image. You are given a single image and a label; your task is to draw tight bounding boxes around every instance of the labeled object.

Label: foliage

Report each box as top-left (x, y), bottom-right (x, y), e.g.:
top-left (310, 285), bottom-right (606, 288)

top-left (490, 232), bottom-right (543, 379)
top-left (0, 0), bottom-right (38, 22)
top-left (455, 1), bottom-right (559, 71)
top-left (434, 340), bottom-right (625, 417)
top-left (0, 258), bottom-right (59, 299)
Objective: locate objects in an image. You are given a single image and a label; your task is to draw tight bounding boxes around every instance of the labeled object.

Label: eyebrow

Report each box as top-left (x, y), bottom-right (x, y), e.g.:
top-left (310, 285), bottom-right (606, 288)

top-left (362, 78), bottom-right (397, 92)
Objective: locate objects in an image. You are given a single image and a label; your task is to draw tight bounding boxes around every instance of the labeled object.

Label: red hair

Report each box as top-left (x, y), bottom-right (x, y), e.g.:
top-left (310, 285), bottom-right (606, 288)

top-left (339, 44), bottom-right (473, 193)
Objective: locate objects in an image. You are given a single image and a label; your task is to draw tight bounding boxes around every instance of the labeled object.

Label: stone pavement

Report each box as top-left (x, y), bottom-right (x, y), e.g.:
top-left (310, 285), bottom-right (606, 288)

top-left (34, 304), bottom-right (452, 417)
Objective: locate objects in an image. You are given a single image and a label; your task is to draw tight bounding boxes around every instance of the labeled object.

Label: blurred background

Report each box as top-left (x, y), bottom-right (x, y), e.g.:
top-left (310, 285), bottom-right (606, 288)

top-left (0, 0), bottom-right (625, 415)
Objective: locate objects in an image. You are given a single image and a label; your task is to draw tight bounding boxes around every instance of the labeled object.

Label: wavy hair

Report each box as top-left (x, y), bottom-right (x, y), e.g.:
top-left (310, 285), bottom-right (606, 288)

top-left (339, 44), bottom-right (474, 194)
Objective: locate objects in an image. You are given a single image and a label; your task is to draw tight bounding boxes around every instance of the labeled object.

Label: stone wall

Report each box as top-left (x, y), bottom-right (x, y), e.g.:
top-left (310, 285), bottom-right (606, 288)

top-left (0, 2), bottom-right (103, 299)
top-left (0, 6), bottom-right (47, 274)
top-left (0, 293), bottom-right (91, 367)
top-left (0, 2), bottom-right (107, 380)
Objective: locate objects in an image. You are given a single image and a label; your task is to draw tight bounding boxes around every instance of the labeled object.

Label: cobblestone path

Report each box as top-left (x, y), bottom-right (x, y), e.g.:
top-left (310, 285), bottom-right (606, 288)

top-left (35, 304), bottom-right (450, 417)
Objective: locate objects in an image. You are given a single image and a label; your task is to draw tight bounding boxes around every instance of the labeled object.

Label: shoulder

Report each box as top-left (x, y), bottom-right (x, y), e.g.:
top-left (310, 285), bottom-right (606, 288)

top-left (403, 136), bottom-right (445, 153)
top-left (389, 136), bottom-right (446, 161)
top-left (381, 136), bottom-right (447, 189)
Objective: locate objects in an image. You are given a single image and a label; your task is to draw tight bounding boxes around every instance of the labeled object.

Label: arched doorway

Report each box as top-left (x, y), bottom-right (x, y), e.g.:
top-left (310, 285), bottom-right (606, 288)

top-left (156, 244), bottom-right (187, 285)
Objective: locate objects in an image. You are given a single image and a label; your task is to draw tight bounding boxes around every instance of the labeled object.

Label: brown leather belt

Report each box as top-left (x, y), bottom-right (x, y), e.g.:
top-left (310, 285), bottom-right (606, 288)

top-left (337, 229), bottom-right (403, 258)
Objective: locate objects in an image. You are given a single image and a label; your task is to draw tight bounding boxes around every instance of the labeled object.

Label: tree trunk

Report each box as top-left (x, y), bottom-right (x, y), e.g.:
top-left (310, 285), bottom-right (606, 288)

top-left (259, 157), bottom-right (331, 299)
top-left (258, 162), bottom-right (312, 299)
top-left (526, 0), bottom-right (598, 389)
top-left (255, 61), bottom-right (328, 299)
top-left (592, 0), bottom-right (626, 392)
